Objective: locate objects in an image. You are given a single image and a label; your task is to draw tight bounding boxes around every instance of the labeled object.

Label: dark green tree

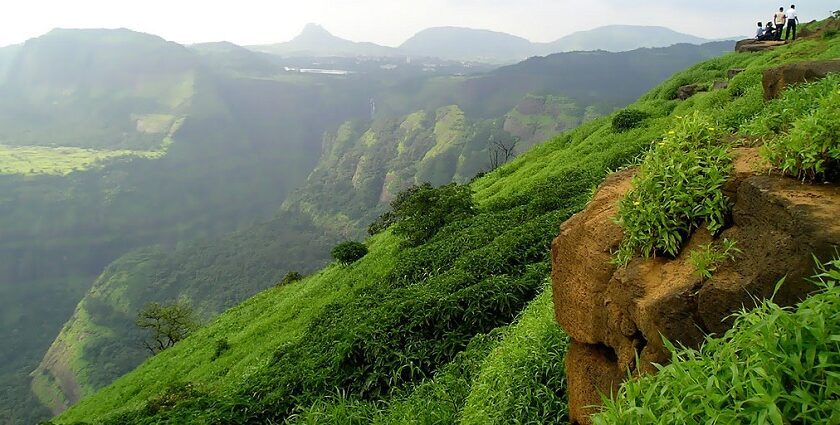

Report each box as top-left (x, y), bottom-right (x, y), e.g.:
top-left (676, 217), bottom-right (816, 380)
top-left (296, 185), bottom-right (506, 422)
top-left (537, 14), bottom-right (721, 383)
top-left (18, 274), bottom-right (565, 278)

top-left (612, 109), bottom-right (651, 132)
top-left (331, 241), bottom-right (369, 264)
top-left (278, 271), bottom-right (304, 286)
top-left (388, 182), bottom-right (476, 246)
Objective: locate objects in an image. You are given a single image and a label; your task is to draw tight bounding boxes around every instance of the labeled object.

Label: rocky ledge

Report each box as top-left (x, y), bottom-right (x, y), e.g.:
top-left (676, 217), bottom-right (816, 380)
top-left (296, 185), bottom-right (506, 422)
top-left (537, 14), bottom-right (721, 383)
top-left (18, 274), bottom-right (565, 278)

top-left (552, 150), bottom-right (840, 424)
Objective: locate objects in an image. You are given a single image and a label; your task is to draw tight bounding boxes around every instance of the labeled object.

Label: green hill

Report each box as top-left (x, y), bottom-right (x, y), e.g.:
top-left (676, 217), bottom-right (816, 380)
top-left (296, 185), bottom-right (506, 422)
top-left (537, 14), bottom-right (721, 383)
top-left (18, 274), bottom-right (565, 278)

top-left (0, 28), bottom-right (376, 424)
top-left (22, 39), bottom-right (735, 422)
top-left (53, 19), bottom-right (840, 424)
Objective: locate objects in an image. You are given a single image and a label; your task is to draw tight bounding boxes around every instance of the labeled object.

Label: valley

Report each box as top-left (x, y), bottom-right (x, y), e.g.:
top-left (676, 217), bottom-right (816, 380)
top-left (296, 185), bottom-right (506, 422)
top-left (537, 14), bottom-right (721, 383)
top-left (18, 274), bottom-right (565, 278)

top-left (3, 9), bottom-right (837, 425)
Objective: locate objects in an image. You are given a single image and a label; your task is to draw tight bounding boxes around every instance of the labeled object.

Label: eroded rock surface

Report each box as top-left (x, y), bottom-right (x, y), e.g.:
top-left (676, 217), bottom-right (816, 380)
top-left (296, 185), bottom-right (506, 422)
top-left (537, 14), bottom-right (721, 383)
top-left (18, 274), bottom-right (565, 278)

top-left (552, 150), bottom-right (840, 425)
top-left (734, 39), bottom-right (786, 53)
top-left (763, 59), bottom-right (840, 100)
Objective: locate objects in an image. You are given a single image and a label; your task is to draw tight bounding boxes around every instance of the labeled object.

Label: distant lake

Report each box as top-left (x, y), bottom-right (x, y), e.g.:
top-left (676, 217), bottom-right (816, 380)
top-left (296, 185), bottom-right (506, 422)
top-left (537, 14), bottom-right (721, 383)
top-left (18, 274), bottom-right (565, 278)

top-left (284, 67), bottom-right (351, 75)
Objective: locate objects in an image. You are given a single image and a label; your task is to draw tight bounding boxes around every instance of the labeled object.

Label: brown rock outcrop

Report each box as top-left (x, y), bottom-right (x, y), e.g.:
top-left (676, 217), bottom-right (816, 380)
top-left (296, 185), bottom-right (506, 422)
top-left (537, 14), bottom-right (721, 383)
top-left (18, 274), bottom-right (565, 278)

top-left (762, 59), bottom-right (840, 100)
top-left (552, 149), bottom-right (840, 425)
top-left (676, 84), bottom-right (698, 100)
top-left (727, 68), bottom-right (745, 79)
top-left (734, 39), bottom-right (786, 53)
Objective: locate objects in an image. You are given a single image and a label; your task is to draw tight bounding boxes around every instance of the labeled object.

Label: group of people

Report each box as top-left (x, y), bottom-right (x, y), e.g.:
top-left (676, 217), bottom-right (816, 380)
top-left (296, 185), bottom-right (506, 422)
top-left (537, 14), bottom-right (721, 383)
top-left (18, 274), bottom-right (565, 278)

top-left (756, 4), bottom-right (800, 41)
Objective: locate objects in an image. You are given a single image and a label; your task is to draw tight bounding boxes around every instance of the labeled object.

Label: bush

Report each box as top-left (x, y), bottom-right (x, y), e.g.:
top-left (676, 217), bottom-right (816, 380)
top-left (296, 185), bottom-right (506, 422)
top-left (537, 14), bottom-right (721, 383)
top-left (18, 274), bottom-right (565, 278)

top-left (612, 109), bottom-right (651, 132)
top-left (278, 271), bottom-right (304, 286)
top-left (331, 241), bottom-right (368, 264)
top-left (389, 183), bottom-right (476, 246)
top-left (211, 338), bottom-right (231, 361)
top-left (761, 81), bottom-right (840, 181)
top-left (614, 113), bottom-right (732, 264)
top-left (594, 257), bottom-right (840, 424)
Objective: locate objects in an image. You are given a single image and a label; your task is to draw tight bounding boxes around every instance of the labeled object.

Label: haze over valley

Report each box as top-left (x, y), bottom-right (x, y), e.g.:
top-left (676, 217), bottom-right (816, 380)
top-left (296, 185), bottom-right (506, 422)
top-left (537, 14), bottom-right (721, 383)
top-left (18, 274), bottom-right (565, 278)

top-left (1, 2), bottom-right (839, 424)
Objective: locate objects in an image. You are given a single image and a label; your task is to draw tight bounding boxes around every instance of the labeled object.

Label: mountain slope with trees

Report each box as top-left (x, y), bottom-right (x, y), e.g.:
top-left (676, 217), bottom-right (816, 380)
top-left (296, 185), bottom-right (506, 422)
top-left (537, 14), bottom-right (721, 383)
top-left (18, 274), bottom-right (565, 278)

top-left (26, 40), bottom-right (732, 420)
top-left (0, 28), bottom-right (378, 424)
top-left (52, 16), bottom-right (840, 425)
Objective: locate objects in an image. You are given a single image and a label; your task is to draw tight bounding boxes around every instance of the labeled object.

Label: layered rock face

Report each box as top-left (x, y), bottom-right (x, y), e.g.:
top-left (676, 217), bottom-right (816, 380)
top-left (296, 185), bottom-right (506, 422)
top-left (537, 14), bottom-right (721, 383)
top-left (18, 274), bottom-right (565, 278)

top-left (762, 59), bottom-right (840, 100)
top-left (552, 151), bottom-right (840, 424)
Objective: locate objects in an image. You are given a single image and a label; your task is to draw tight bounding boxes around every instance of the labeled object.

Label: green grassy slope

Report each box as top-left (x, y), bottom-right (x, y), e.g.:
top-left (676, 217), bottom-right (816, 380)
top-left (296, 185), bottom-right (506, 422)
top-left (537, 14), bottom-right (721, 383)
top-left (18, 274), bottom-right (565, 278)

top-left (0, 29), bottom-right (372, 424)
top-left (23, 35), bottom-right (733, 422)
top-left (55, 21), bottom-right (840, 424)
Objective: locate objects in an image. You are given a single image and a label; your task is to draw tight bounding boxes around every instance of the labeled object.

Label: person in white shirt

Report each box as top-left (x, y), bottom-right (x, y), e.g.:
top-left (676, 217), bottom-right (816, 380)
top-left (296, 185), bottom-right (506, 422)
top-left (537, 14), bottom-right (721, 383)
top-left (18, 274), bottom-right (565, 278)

top-left (774, 7), bottom-right (787, 40)
top-left (756, 22), bottom-right (765, 39)
top-left (785, 4), bottom-right (800, 41)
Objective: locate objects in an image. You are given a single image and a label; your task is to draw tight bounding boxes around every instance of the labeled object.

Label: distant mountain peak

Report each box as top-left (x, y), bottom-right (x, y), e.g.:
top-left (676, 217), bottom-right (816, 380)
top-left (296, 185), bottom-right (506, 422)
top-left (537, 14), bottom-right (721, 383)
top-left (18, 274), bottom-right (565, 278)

top-left (293, 23), bottom-right (339, 43)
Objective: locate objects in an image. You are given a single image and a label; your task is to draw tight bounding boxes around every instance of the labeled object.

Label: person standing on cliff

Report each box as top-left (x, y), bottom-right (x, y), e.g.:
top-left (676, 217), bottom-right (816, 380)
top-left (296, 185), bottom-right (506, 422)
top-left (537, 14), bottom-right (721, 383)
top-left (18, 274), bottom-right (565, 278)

top-left (774, 7), bottom-right (787, 40)
top-left (785, 5), bottom-right (799, 41)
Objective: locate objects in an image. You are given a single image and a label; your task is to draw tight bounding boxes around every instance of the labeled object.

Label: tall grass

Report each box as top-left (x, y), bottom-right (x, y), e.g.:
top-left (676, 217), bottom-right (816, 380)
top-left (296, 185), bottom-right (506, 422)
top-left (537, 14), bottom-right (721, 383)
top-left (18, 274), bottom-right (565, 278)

top-left (595, 257), bottom-right (840, 425)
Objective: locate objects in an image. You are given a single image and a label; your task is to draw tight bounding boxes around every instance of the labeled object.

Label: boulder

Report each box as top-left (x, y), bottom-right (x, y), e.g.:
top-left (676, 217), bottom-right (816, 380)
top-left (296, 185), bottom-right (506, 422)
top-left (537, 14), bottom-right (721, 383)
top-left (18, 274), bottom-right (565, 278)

top-left (713, 80), bottom-right (728, 90)
top-left (552, 149), bottom-right (840, 425)
top-left (565, 342), bottom-right (626, 425)
top-left (727, 68), bottom-right (745, 79)
top-left (734, 39), bottom-right (786, 53)
top-left (763, 59), bottom-right (840, 100)
top-left (676, 84), bottom-right (698, 100)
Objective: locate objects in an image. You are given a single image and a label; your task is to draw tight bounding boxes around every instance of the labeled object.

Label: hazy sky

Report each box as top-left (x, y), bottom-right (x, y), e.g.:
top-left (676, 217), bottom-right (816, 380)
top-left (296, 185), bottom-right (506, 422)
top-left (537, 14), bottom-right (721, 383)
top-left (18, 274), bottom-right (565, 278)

top-left (1, 1), bottom-right (838, 47)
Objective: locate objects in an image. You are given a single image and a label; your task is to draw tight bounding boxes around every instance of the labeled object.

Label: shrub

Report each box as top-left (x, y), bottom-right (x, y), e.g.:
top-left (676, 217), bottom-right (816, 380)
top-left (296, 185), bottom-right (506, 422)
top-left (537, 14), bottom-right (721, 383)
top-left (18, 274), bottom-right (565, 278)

top-left (389, 183), bottom-right (476, 246)
top-left (211, 338), bottom-right (231, 361)
top-left (612, 109), bottom-right (651, 132)
top-left (761, 82), bottom-right (840, 181)
top-left (594, 257), bottom-right (840, 424)
top-left (331, 241), bottom-right (368, 264)
top-left (688, 238), bottom-right (740, 282)
top-left (278, 271), bottom-right (304, 286)
top-left (614, 113), bottom-right (732, 264)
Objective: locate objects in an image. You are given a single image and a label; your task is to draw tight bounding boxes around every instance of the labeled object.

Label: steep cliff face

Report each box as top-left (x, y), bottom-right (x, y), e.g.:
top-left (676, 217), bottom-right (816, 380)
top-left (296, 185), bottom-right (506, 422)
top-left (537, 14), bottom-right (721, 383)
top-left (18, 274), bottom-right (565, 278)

top-left (281, 99), bottom-right (587, 237)
top-left (552, 150), bottom-right (840, 424)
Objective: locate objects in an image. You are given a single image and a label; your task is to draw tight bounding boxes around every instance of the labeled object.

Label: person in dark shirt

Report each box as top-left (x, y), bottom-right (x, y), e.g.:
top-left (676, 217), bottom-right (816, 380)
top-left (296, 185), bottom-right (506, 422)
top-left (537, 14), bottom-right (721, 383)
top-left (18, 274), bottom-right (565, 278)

top-left (760, 22), bottom-right (776, 40)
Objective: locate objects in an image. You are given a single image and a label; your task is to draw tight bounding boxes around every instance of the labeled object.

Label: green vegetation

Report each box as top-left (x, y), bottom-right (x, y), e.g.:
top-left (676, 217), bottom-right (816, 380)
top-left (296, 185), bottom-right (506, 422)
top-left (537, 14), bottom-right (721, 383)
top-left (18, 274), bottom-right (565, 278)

top-left (688, 238), bottom-right (741, 281)
top-left (614, 112), bottom-right (732, 264)
top-left (0, 142), bottom-right (170, 176)
top-left (331, 241), bottom-right (369, 264)
top-left (612, 108), bottom-right (651, 132)
top-left (279, 271), bottom-right (304, 286)
top-left (46, 26), bottom-right (840, 425)
top-left (13, 19), bottom-right (840, 425)
top-left (595, 258), bottom-right (840, 425)
top-left (389, 183), bottom-right (476, 246)
top-left (54, 33), bottom-right (731, 424)
top-left (757, 74), bottom-right (840, 181)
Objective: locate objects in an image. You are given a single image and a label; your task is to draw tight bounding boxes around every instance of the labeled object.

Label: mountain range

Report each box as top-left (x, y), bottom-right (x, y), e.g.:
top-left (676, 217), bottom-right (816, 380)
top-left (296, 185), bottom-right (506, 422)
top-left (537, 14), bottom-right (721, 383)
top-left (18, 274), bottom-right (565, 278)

top-left (250, 23), bottom-right (731, 63)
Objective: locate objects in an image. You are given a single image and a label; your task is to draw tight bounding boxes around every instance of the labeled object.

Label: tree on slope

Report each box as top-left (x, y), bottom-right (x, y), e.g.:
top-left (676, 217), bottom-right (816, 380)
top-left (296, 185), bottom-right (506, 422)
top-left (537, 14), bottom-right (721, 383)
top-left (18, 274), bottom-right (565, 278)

top-left (136, 302), bottom-right (199, 354)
